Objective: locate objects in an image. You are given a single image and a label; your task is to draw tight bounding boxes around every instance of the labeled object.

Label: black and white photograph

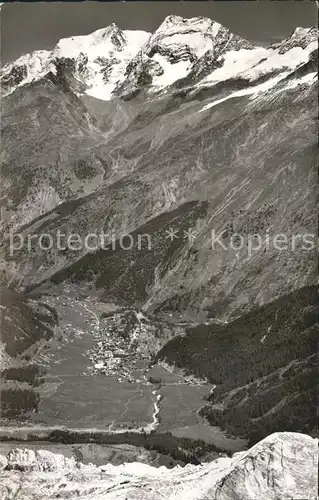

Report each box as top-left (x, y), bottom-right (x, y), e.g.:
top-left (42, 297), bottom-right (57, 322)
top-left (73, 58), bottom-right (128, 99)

top-left (0, 1), bottom-right (318, 498)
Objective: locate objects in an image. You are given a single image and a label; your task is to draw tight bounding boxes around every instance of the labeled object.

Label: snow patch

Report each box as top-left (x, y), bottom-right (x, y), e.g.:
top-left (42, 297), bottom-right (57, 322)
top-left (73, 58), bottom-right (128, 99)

top-left (151, 53), bottom-right (191, 88)
top-left (199, 66), bottom-right (316, 114)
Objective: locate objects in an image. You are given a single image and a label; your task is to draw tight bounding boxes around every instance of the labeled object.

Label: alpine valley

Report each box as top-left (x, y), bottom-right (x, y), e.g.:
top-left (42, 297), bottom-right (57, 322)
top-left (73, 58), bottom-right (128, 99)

top-left (0, 15), bottom-right (318, 500)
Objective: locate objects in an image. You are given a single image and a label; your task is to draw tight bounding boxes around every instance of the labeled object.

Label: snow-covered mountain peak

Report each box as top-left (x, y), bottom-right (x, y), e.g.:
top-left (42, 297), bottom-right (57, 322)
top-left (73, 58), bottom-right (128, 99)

top-left (0, 50), bottom-right (53, 94)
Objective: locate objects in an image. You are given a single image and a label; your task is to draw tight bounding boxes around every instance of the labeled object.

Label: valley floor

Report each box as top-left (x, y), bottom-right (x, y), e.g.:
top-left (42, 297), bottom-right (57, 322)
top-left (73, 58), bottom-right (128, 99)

top-left (0, 284), bottom-right (247, 467)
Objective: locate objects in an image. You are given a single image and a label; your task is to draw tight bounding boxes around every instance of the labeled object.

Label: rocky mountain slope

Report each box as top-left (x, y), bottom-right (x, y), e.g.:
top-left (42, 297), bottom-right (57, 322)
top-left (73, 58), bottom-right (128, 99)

top-left (1, 17), bottom-right (317, 320)
top-left (0, 16), bottom-right (317, 486)
top-left (157, 285), bottom-right (317, 444)
top-left (0, 432), bottom-right (317, 500)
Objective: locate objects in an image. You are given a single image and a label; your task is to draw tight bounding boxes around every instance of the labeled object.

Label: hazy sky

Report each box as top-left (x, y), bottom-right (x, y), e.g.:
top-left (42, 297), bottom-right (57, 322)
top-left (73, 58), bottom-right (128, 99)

top-left (1, 1), bottom-right (317, 65)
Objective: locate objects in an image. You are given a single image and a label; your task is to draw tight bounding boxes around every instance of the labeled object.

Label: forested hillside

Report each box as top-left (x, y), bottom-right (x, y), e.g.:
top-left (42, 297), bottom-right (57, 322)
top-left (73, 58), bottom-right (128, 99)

top-left (157, 286), bottom-right (317, 443)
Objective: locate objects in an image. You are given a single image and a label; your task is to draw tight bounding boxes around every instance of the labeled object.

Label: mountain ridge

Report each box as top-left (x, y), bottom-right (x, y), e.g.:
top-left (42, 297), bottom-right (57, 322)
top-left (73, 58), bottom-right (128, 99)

top-left (0, 432), bottom-right (317, 500)
top-left (1, 16), bottom-right (317, 101)
top-left (1, 38), bottom-right (317, 318)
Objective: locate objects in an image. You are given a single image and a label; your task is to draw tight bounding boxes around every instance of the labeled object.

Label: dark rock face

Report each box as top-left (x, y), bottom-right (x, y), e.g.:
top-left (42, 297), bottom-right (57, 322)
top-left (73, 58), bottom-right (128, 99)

top-left (208, 24), bottom-right (254, 54)
top-left (97, 56), bottom-right (119, 82)
top-left (52, 58), bottom-right (85, 93)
